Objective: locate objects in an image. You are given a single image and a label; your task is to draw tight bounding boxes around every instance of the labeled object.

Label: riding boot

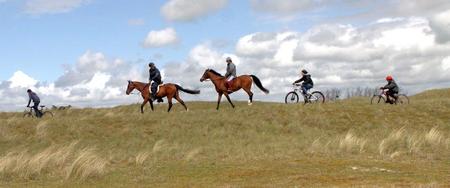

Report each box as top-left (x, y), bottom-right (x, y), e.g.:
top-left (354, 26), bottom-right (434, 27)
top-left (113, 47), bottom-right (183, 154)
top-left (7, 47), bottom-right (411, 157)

top-left (151, 93), bottom-right (156, 101)
top-left (157, 98), bottom-right (164, 103)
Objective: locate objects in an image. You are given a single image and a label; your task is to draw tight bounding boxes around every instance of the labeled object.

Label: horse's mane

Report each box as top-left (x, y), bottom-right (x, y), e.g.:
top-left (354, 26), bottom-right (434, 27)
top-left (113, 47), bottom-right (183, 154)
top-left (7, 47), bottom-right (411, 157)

top-left (130, 81), bottom-right (149, 86)
top-left (207, 69), bottom-right (223, 77)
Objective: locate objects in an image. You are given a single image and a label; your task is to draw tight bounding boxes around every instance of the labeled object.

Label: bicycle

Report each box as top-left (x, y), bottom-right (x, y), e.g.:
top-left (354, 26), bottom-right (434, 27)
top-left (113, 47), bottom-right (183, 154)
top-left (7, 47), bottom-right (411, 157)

top-left (285, 84), bottom-right (325, 104)
top-left (370, 89), bottom-right (409, 105)
top-left (23, 105), bottom-right (54, 118)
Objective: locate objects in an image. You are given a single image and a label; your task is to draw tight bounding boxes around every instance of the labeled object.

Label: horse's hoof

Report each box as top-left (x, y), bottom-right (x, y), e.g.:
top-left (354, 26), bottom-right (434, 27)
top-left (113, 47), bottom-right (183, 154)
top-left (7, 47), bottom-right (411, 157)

top-left (248, 103), bottom-right (253, 106)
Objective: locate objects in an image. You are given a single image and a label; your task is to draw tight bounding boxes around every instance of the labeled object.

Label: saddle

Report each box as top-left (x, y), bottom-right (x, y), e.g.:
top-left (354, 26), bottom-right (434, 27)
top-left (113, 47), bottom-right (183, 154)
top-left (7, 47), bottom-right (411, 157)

top-left (225, 78), bottom-right (235, 92)
top-left (149, 83), bottom-right (164, 95)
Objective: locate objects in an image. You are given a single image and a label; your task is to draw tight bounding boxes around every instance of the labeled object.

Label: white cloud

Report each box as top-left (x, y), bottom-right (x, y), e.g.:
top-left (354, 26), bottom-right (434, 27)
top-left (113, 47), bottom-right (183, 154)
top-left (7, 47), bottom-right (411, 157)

top-left (429, 9), bottom-right (450, 44)
top-left (143, 28), bottom-right (179, 48)
top-left (161, 0), bottom-right (227, 22)
top-left (2, 14), bottom-right (450, 111)
top-left (442, 57), bottom-right (450, 70)
top-left (24, 0), bottom-right (90, 15)
top-left (8, 71), bottom-right (38, 88)
top-left (0, 51), bottom-right (149, 111)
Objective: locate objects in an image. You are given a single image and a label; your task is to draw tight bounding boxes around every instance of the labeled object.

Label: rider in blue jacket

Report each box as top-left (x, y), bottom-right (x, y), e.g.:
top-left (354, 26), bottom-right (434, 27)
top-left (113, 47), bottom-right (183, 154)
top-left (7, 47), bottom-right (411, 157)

top-left (293, 69), bottom-right (314, 96)
top-left (27, 89), bottom-right (42, 118)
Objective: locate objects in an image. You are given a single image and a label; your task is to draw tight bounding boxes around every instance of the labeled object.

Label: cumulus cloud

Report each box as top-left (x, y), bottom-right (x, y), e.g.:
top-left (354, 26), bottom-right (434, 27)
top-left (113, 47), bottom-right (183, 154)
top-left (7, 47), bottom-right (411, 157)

top-left (0, 51), bottom-right (150, 111)
top-left (24, 0), bottom-right (90, 15)
top-left (143, 28), bottom-right (179, 48)
top-left (162, 16), bottom-right (450, 103)
top-left (8, 71), bottom-right (38, 88)
top-left (2, 13), bottom-right (450, 111)
top-left (429, 9), bottom-right (450, 44)
top-left (161, 0), bottom-right (227, 22)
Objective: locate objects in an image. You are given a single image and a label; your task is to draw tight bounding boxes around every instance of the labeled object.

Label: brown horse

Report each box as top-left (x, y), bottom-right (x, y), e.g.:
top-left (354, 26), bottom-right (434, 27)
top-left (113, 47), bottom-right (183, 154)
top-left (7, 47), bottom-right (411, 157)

top-left (199, 69), bottom-right (269, 110)
top-left (126, 81), bottom-right (200, 113)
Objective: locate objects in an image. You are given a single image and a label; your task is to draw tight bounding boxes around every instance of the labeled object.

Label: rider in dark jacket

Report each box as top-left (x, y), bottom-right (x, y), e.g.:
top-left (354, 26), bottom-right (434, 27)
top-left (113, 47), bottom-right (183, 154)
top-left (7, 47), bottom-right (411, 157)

top-left (27, 89), bottom-right (42, 118)
top-left (149, 62), bottom-right (163, 102)
top-left (381, 75), bottom-right (399, 104)
top-left (293, 69), bottom-right (314, 95)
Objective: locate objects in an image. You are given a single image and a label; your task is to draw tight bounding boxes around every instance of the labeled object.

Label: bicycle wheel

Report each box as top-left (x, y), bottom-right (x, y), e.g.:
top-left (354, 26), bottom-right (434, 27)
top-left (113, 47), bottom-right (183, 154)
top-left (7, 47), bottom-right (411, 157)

top-left (285, 92), bottom-right (299, 104)
top-left (310, 91), bottom-right (325, 104)
top-left (43, 111), bottom-right (54, 117)
top-left (370, 95), bottom-right (385, 104)
top-left (396, 94), bottom-right (409, 105)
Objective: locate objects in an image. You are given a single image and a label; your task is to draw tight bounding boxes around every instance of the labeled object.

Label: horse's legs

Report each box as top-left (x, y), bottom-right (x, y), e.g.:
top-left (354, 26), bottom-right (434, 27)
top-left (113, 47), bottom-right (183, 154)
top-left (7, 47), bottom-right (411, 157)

top-left (216, 93), bottom-right (223, 110)
top-left (243, 87), bottom-right (254, 105)
top-left (223, 93), bottom-right (235, 108)
top-left (141, 99), bottom-right (148, 113)
top-left (167, 97), bottom-right (173, 112)
top-left (149, 99), bottom-right (154, 111)
top-left (175, 93), bottom-right (188, 111)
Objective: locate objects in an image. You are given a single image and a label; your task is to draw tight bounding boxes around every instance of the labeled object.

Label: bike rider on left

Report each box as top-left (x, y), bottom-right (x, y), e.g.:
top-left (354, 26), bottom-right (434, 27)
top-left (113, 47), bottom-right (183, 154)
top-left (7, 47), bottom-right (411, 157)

top-left (27, 89), bottom-right (42, 118)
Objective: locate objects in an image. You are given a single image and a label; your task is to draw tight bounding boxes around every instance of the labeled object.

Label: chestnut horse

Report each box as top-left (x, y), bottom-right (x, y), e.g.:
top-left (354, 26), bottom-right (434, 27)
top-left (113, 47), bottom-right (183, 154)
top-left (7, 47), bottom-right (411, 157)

top-left (199, 69), bottom-right (269, 110)
top-left (126, 81), bottom-right (200, 113)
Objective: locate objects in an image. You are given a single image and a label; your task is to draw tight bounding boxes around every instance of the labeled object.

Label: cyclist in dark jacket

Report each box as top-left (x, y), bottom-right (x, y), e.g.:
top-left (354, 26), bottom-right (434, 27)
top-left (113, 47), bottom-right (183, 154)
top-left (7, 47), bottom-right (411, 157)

top-left (149, 62), bottom-right (163, 102)
top-left (27, 89), bottom-right (42, 118)
top-left (293, 69), bottom-right (314, 95)
top-left (381, 75), bottom-right (399, 104)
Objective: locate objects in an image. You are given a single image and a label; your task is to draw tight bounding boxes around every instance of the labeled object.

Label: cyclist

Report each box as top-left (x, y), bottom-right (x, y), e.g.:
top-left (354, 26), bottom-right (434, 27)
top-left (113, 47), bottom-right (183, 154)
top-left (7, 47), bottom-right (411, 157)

top-left (26, 89), bottom-right (42, 118)
top-left (293, 69), bottom-right (314, 97)
top-left (380, 75), bottom-right (399, 104)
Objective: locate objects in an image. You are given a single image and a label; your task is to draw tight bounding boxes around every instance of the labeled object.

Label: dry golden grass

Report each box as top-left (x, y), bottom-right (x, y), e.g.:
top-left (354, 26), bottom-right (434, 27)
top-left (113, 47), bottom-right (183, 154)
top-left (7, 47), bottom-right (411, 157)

top-left (338, 132), bottom-right (367, 154)
top-left (0, 142), bottom-right (107, 181)
top-left (0, 88), bottom-right (448, 187)
top-left (65, 148), bottom-right (107, 180)
top-left (135, 151), bottom-right (151, 166)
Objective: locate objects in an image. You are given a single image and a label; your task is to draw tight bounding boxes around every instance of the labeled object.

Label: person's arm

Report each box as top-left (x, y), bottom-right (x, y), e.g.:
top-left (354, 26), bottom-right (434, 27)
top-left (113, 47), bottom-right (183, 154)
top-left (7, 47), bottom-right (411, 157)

top-left (27, 95), bottom-right (31, 107)
top-left (382, 82), bottom-right (395, 90)
top-left (224, 64), bottom-right (232, 78)
top-left (293, 76), bottom-right (305, 84)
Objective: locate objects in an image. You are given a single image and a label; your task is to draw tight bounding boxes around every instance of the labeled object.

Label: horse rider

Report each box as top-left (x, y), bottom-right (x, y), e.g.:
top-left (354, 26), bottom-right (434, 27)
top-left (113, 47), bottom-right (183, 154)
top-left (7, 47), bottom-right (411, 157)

top-left (148, 62), bottom-right (163, 102)
top-left (224, 57), bottom-right (236, 93)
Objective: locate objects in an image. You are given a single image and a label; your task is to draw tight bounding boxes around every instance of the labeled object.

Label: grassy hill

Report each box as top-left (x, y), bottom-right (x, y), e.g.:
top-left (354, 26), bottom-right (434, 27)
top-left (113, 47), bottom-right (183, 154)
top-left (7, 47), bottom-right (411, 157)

top-left (0, 89), bottom-right (449, 187)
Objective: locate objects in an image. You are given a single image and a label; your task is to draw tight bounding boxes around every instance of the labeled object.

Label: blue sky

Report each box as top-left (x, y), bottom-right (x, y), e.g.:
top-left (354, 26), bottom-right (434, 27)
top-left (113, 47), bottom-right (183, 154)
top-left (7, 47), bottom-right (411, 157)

top-left (1, 0), bottom-right (303, 81)
top-left (1, 0), bottom-right (449, 110)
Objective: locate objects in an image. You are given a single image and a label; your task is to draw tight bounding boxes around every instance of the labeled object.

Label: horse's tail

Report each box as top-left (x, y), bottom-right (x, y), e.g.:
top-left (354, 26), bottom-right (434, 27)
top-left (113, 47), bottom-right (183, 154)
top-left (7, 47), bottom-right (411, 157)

top-left (175, 85), bottom-right (200, 94)
top-left (250, 75), bottom-right (270, 94)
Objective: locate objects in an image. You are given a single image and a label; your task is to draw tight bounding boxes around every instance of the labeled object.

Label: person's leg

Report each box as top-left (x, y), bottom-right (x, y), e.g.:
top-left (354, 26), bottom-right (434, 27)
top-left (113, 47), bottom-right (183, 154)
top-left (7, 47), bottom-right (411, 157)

top-left (33, 102), bottom-right (41, 117)
top-left (226, 77), bottom-right (233, 92)
top-left (386, 91), bottom-right (394, 104)
top-left (301, 85), bottom-right (307, 95)
top-left (306, 84), bottom-right (313, 93)
top-left (151, 82), bottom-right (157, 100)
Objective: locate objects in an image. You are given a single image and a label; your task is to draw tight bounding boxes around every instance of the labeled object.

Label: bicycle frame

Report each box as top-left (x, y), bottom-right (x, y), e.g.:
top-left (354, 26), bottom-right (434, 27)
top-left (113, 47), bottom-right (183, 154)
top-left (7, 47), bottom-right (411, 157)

top-left (291, 84), bottom-right (320, 102)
